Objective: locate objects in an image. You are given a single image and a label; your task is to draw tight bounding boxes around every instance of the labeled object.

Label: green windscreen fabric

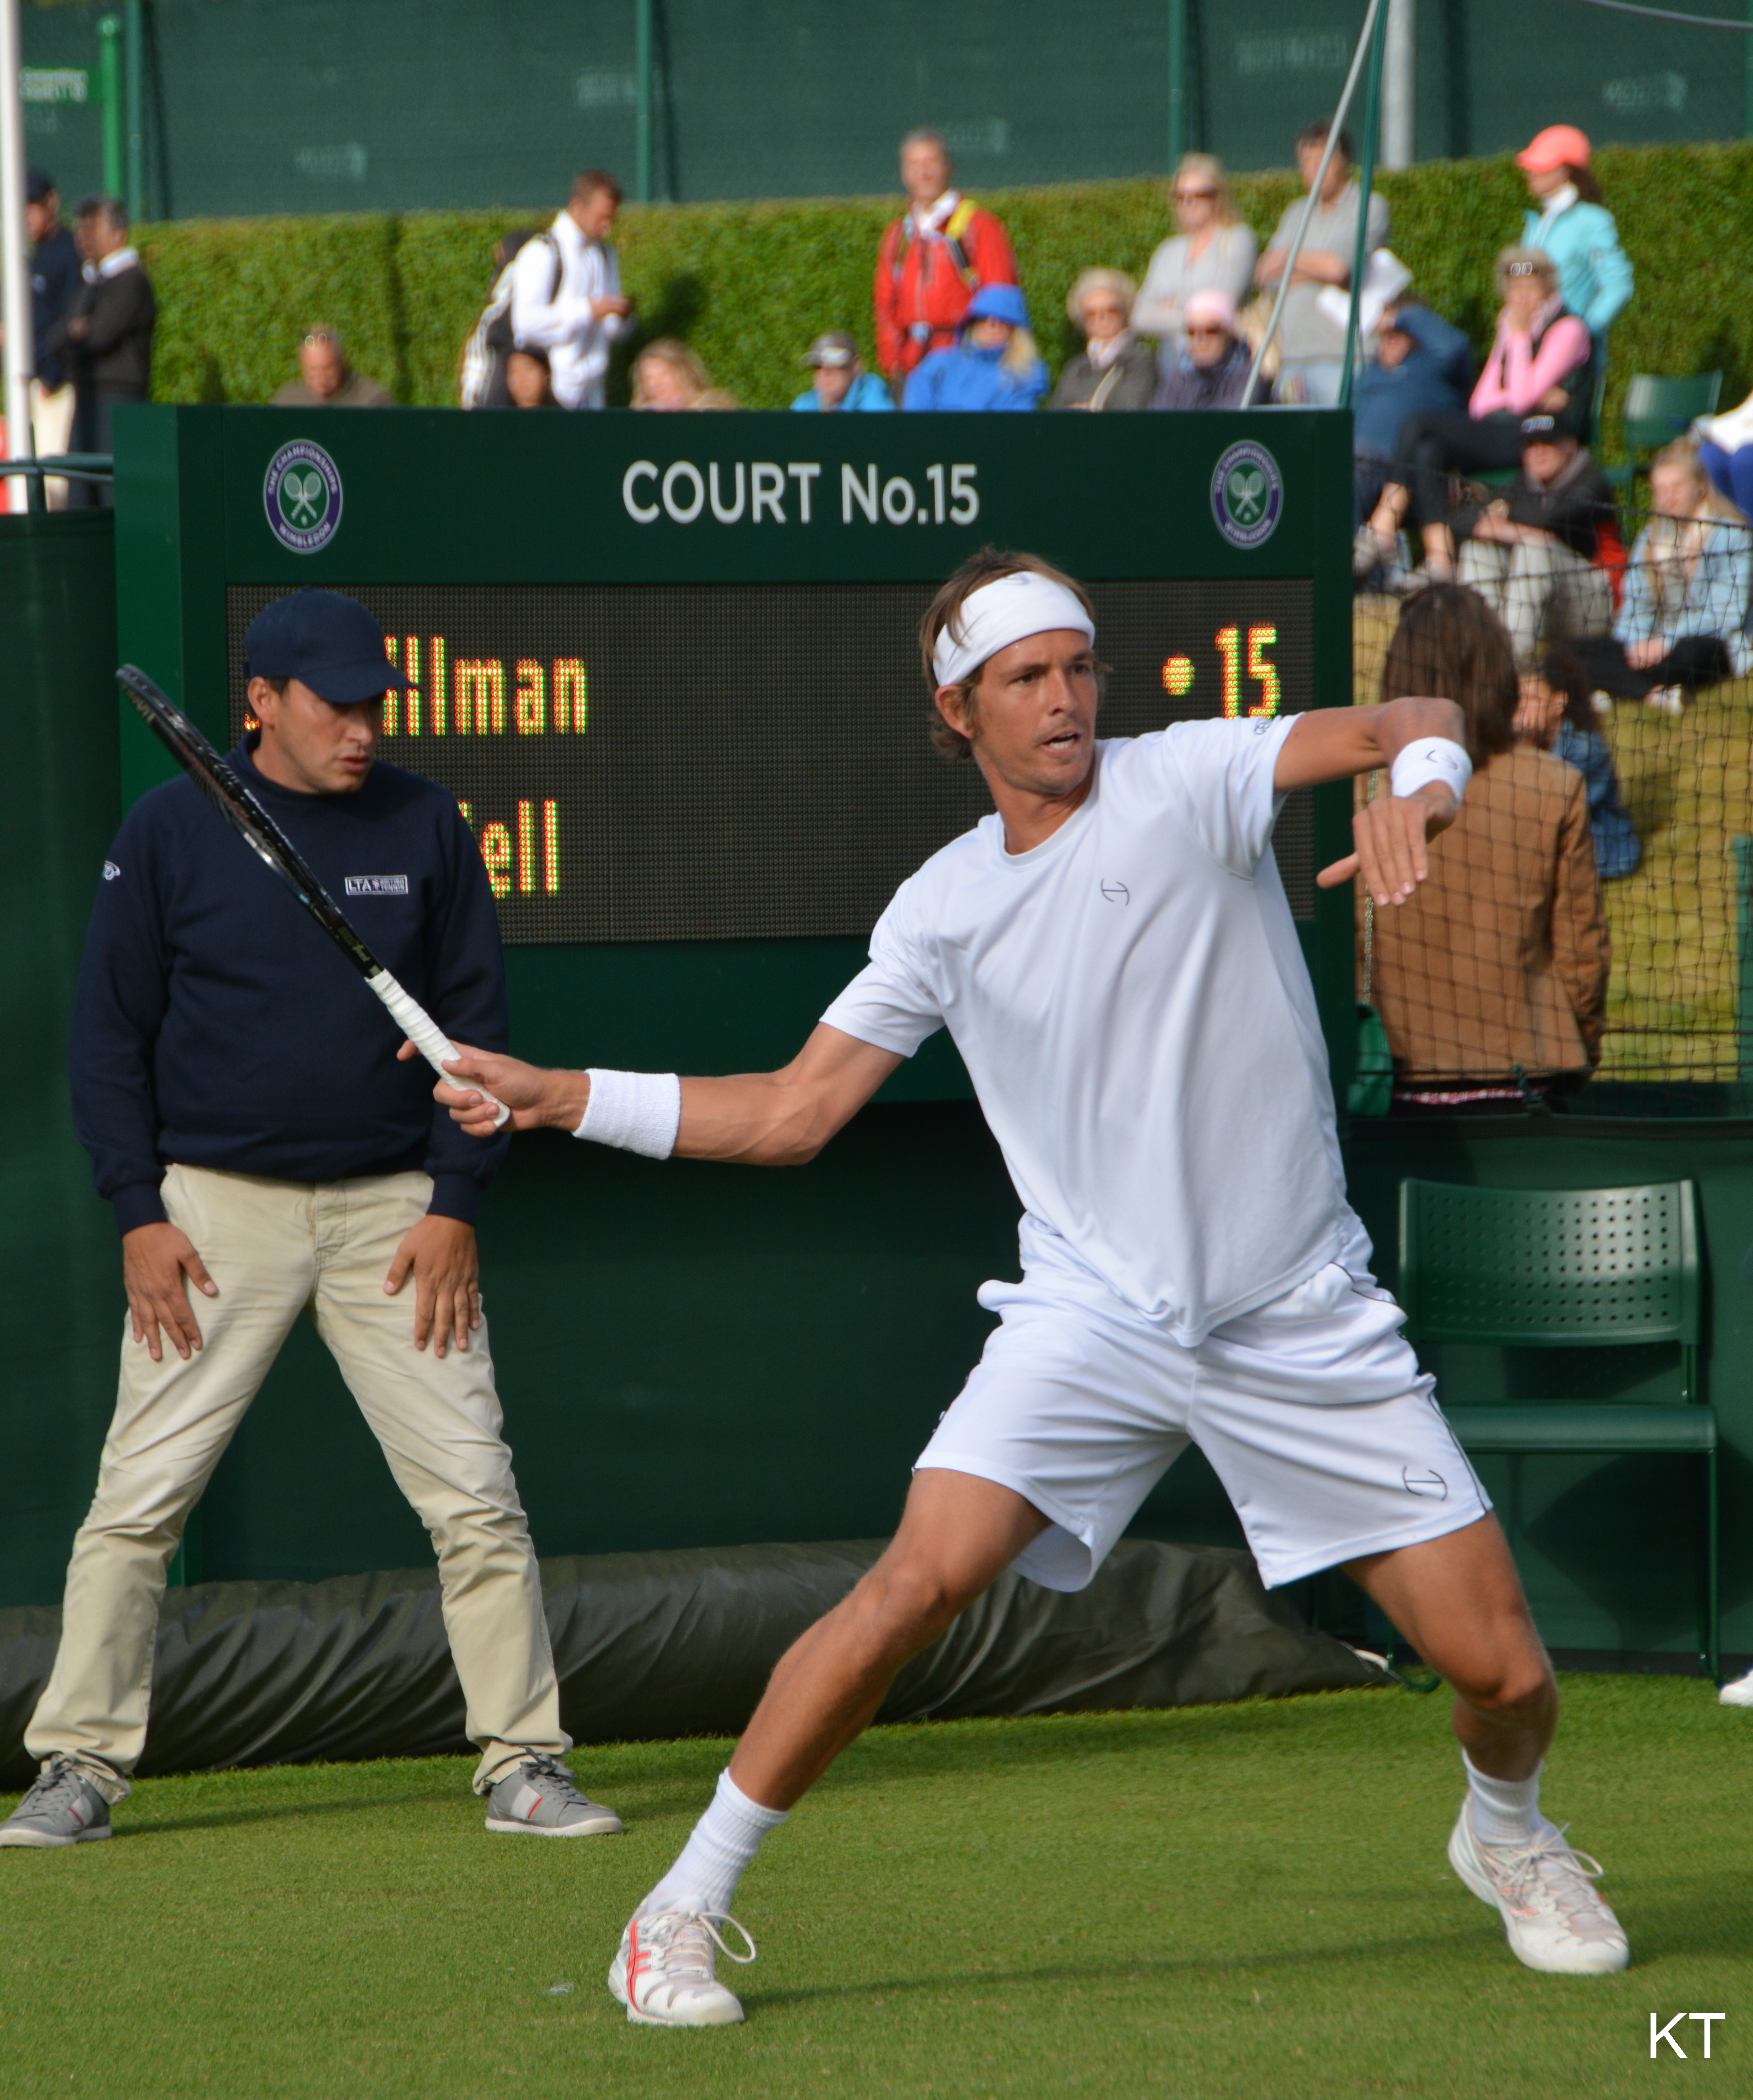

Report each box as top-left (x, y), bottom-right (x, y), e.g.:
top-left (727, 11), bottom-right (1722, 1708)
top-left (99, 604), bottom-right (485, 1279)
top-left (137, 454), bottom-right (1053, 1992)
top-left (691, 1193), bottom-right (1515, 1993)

top-left (0, 512), bottom-right (123, 1616)
top-left (18, 0), bottom-right (1749, 220)
top-left (0, 1541), bottom-right (1386, 1782)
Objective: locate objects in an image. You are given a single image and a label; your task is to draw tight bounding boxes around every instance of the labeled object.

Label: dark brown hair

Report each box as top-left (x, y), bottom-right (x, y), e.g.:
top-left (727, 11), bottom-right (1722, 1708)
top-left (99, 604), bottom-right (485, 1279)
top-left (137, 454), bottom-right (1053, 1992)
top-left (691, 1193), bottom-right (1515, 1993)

top-left (1563, 162), bottom-right (1602, 205)
top-left (572, 167), bottom-right (624, 207)
top-left (1380, 583), bottom-right (1517, 765)
top-left (1538, 646), bottom-right (1597, 733)
top-left (918, 549), bottom-right (1098, 760)
top-left (1295, 118), bottom-right (1353, 164)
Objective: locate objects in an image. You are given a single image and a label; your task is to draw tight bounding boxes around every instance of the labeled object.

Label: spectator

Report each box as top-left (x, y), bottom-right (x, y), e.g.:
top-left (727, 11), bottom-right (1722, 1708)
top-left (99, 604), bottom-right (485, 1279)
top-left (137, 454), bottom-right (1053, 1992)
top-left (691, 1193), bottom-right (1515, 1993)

top-left (44, 196), bottom-right (154, 511)
top-left (26, 169), bottom-right (80, 503)
top-left (1358, 249), bottom-right (1593, 580)
top-left (505, 346), bottom-right (556, 409)
top-left (1515, 647), bottom-right (1640, 879)
top-left (510, 168), bottom-right (633, 411)
top-left (631, 339), bottom-right (710, 410)
top-left (1131, 154), bottom-right (1258, 374)
top-left (1049, 271), bottom-right (1156, 412)
top-left (901, 283), bottom-right (1045, 413)
top-left (271, 328), bottom-right (393, 408)
top-left (1254, 120), bottom-right (1388, 404)
top-left (1150, 290), bottom-right (1252, 411)
top-left (791, 331), bottom-right (893, 413)
top-left (1368, 583), bottom-right (1609, 1110)
top-left (694, 387), bottom-right (743, 410)
top-left (1517, 126), bottom-right (1633, 360)
top-left (1695, 388), bottom-right (1753, 526)
top-left (874, 129), bottom-right (1018, 389)
top-left (1450, 415), bottom-right (1616, 667)
top-left (1570, 440), bottom-right (1752, 714)
top-left (1351, 295), bottom-right (1471, 538)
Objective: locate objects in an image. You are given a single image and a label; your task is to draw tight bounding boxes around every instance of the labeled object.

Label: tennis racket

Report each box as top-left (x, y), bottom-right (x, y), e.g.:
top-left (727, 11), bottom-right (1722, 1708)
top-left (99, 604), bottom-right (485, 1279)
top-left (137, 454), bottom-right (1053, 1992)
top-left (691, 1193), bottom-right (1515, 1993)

top-left (116, 665), bottom-right (511, 1129)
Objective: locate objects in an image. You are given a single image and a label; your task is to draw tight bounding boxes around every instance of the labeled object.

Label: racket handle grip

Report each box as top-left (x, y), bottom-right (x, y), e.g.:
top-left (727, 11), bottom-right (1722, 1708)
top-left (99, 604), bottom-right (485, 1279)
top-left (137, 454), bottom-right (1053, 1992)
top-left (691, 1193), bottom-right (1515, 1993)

top-left (367, 968), bottom-right (512, 1131)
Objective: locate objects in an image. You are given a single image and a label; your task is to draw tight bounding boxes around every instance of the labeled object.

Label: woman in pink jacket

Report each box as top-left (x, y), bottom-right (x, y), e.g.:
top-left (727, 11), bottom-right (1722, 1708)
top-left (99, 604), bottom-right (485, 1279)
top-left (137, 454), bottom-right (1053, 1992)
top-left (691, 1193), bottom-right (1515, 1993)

top-left (1358, 248), bottom-right (1595, 582)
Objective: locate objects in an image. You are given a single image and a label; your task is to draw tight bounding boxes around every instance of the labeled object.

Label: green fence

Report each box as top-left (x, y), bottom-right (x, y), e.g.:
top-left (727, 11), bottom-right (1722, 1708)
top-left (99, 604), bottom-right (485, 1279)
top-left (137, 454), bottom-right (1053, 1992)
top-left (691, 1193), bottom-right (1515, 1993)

top-left (17, 0), bottom-right (1753, 220)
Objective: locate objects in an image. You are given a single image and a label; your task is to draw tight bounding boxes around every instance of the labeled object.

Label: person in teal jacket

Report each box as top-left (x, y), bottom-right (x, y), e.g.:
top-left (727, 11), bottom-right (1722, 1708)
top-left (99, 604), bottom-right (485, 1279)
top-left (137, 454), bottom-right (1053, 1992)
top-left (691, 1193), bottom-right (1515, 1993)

top-left (790, 330), bottom-right (895, 412)
top-left (1517, 126), bottom-right (1633, 359)
top-left (901, 283), bottom-right (1047, 412)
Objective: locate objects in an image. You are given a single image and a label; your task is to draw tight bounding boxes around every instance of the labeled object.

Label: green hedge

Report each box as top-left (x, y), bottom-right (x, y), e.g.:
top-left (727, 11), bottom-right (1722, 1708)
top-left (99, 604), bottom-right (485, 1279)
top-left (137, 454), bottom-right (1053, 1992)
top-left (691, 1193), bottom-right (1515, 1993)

top-left (137, 140), bottom-right (1753, 449)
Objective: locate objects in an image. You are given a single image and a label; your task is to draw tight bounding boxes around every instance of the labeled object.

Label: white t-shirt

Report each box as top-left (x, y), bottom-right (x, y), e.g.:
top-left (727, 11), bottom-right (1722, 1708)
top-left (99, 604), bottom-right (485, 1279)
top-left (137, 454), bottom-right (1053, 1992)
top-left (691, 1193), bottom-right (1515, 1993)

top-left (510, 212), bottom-right (629, 410)
top-left (821, 718), bottom-right (1354, 1344)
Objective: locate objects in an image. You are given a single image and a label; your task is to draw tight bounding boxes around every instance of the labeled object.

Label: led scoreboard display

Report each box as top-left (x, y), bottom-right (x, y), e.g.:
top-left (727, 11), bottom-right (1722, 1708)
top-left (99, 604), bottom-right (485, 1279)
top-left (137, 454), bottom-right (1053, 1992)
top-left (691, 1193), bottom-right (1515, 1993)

top-left (223, 578), bottom-right (1315, 945)
top-left (114, 405), bottom-right (1355, 1079)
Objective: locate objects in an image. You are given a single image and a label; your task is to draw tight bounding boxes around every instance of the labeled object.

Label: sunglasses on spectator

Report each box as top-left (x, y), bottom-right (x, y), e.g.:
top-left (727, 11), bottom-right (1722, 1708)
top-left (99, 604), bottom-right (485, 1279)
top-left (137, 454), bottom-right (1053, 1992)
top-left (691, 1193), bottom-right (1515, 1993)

top-left (1503, 262), bottom-right (1546, 278)
top-left (1175, 187), bottom-right (1217, 202)
top-left (1185, 325), bottom-right (1229, 339)
top-left (1083, 302), bottom-right (1129, 320)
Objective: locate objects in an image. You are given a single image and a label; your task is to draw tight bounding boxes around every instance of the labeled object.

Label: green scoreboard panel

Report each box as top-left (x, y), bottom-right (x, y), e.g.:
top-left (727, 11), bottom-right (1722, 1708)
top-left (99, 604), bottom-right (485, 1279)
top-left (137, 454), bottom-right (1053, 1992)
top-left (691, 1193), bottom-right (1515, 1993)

top-left (115, 407), bottom-right (1355, 1094)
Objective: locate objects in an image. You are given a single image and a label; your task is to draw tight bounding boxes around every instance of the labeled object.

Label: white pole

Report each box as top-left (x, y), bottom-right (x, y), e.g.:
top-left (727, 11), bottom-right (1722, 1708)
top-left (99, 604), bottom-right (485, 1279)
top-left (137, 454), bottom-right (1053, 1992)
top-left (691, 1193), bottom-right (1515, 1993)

top-left (1381, 0), bottom-right (1416, 170)
top-left (1242, 0), bottom-right (1383, 408)
top-left (0, 0), bottom-right (34, 512)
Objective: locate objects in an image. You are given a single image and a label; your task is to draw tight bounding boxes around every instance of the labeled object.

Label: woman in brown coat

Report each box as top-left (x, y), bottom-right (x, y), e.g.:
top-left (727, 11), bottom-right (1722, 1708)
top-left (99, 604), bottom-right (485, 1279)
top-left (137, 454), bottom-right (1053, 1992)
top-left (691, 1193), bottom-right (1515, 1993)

top-left (1369, 584), bottom-right (1610, 1109)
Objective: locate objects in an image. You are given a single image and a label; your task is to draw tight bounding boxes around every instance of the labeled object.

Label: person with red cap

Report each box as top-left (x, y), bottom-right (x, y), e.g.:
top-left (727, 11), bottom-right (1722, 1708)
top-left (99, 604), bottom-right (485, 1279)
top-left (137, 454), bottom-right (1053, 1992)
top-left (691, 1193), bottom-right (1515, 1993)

top-left (1516, 126), bottom-right (1633, 354)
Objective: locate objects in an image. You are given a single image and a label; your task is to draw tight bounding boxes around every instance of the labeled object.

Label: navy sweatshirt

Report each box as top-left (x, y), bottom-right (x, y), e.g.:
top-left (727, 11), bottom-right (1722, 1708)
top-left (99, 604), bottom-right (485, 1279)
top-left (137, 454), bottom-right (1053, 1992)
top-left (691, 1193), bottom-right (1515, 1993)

top-left (71, 741), bottom-right (510, 1233)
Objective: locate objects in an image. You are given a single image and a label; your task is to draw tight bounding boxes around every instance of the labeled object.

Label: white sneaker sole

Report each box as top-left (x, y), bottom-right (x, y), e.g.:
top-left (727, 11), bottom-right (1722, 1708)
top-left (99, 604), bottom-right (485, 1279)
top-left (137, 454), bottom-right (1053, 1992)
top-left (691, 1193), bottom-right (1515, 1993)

top-left (484, 1809), bottom-right (624, 1837)
top-left (608, 1955), bottom-right (745, 2027)
top-left (0, 1823), bottom-right (112, 1848)
top-left (1447, 1816), bottom-right (1629, 1975)
top-left (1718, 1674), bottom-right (1753, 1707)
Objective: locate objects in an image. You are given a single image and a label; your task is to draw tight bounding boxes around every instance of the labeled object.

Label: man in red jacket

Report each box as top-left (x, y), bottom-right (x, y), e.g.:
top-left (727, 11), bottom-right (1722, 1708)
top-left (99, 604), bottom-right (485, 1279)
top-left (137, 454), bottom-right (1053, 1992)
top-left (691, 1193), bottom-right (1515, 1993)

top-left (874, 129), bottom-right (1018, 387)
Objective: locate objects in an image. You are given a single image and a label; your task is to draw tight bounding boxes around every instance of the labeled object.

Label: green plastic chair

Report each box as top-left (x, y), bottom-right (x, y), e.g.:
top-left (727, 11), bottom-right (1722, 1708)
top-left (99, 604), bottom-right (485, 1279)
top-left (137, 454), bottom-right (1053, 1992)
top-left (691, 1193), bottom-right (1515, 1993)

top-left (1398, 1179), bottom-right (1718, 1679)
top-left (1605, 371), bottom-right (1722, 489)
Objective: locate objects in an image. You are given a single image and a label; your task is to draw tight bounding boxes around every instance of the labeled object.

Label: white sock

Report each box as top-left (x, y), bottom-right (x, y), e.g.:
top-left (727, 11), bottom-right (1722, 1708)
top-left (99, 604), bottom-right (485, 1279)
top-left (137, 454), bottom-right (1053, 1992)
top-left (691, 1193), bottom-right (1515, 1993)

top-left (1464, 1752), bottom-right (1543, 1846)
top-left (639, 1769), bottom-right (788, 1918)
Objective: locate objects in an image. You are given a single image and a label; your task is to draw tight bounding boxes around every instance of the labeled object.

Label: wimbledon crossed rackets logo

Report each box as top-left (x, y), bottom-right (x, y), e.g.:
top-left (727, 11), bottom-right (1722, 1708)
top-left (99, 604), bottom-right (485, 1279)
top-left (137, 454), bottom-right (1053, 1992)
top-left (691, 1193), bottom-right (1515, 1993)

top-left (264, 439), bottom-right (344, 553)
top-left (1209, 439), bottom-right (1283, 551)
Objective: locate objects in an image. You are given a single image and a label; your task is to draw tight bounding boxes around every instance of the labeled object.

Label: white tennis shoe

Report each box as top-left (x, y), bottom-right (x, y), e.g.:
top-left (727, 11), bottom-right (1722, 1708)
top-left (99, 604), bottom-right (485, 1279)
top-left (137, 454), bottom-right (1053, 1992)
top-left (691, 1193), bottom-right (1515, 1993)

top-left (608, 1905), bottom-right (757, 2026)
top-left (1448, 1801), bottom-right (1629, 1974)
top-left (1717, 1664), bottom-right (1753, 1707)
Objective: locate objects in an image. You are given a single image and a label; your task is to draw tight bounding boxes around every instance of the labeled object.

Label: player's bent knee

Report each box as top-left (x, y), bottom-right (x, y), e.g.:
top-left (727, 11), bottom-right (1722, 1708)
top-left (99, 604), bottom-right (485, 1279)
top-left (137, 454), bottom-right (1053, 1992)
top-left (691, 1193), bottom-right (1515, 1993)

top-left (854, 1556), bottom-right (974, 1659)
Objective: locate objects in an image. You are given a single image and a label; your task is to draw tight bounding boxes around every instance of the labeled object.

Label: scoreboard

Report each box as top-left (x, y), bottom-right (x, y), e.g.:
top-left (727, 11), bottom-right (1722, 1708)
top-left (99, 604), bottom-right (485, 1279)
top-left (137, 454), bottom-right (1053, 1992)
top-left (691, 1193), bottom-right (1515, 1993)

top-left (116, 406), bottom-right (1355, 1091)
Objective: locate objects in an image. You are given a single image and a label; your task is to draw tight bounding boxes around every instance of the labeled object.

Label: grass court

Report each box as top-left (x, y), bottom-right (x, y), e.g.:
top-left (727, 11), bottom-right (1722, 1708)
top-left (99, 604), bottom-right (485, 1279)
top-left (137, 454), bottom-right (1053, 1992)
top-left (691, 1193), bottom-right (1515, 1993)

top-left (1, 1673), bottom-right (1744, 2099)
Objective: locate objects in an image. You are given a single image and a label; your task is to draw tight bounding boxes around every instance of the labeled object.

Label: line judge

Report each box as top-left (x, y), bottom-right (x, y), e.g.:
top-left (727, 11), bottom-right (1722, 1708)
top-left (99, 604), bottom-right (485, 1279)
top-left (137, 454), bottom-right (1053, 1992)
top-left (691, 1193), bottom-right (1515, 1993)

top-left (1, 589), bottom-right (617, 1850)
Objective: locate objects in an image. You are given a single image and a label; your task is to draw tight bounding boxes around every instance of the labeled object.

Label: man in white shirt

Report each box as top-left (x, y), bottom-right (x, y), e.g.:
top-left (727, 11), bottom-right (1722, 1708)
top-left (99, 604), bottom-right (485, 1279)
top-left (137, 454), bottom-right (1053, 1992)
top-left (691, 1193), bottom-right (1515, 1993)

top-left (425, 552), bottom-right (1630, 2021)
top-left (510, 168), bottom-right (633, 410)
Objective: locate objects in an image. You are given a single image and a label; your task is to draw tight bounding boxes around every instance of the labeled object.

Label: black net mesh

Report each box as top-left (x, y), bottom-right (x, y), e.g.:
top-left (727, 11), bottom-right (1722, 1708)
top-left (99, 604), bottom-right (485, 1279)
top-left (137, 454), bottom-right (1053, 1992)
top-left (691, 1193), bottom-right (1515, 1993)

top-left (228, 579), bottom-right (1315, 945)
top-left (1352, 500), bottom-right (1753, 1107)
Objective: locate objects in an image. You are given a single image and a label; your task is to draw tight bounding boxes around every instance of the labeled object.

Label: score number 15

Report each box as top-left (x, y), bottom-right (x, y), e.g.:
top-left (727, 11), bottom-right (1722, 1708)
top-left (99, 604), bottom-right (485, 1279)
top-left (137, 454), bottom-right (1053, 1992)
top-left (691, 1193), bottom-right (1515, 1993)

top-left (1163, 624), bottom-right (1280, 718)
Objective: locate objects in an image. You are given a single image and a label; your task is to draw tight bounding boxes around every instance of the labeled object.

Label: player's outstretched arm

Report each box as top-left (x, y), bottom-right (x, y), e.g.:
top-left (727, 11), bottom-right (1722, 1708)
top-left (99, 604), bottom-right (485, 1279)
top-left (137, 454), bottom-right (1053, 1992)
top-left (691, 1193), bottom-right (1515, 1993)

top-left (411, 1025), bottom-right (904, 1166)
top-left (1274, 695), bottom-right (1469, 909)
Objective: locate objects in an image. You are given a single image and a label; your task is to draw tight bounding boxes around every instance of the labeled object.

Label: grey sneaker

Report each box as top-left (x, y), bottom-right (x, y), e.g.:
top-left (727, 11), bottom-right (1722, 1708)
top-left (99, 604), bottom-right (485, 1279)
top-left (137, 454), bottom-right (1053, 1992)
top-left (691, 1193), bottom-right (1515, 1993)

top-left (484, 1754), bottom-right (623, 1837)
top-left (0, 1757), bottom-right (115, 1848)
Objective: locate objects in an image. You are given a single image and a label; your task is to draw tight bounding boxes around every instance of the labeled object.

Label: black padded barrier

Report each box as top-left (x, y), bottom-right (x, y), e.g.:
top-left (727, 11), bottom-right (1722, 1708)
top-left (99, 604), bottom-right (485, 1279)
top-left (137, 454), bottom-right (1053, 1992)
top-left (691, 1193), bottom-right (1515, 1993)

top-left (0, 1540), bottom-right (1386, 1784)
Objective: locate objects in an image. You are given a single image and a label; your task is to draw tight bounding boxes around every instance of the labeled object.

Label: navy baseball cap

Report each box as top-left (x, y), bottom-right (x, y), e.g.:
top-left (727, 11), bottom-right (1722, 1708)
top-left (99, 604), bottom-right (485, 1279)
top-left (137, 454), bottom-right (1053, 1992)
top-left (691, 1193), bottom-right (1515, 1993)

top-left (243, 588), bottom-right (407, 705)
top-left (26, 168), bottom-right (55, 205)
top-left (1519, 414), bottom-right (1560, 441)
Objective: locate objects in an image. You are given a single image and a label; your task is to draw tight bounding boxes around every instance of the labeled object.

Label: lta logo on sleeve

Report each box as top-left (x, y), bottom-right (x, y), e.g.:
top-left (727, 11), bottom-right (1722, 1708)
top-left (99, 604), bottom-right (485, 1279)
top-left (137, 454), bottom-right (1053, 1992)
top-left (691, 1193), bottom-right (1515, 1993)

top-left (264, 440), bottom-right (344, 554)
top-left (1210, 440), bottom-right (1283, 550)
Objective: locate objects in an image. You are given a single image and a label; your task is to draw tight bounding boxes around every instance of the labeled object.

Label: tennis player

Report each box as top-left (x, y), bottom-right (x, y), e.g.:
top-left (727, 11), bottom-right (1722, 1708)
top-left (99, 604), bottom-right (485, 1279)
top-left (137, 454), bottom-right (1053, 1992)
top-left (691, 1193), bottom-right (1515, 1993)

top-left (430, 552), bottom-right (1629, 2019)
top-left (0, 588), bottom-right (618, 1850)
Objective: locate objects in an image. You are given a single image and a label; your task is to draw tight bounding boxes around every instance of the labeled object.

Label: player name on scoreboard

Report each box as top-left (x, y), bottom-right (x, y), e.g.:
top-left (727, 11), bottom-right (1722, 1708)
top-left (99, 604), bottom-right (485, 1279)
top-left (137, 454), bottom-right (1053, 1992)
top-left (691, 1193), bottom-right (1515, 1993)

top-left (226, 577), bottom-right (1315, 948)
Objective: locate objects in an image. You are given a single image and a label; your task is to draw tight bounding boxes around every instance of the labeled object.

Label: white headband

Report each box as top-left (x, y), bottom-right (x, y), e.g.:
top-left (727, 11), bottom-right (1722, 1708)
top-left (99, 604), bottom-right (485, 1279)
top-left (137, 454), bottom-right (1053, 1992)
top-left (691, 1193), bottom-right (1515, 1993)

top-left (931, 571), bottom-right (1096, 689)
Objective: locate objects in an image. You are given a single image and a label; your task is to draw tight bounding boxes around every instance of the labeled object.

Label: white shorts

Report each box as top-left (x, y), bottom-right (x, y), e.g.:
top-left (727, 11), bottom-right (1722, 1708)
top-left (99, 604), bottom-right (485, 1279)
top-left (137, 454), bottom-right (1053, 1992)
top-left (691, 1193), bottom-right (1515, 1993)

top-left (916, 1225), bottom-right (1490, 1593)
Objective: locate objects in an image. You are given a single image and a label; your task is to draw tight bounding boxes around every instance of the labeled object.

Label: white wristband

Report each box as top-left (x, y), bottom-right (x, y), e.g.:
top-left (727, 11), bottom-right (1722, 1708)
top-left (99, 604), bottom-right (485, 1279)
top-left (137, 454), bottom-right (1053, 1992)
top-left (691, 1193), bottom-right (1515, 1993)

top-left (573, 1069), bottom-right (681, 1158)
top-left (1389, 737), bottom-right (1472, 805)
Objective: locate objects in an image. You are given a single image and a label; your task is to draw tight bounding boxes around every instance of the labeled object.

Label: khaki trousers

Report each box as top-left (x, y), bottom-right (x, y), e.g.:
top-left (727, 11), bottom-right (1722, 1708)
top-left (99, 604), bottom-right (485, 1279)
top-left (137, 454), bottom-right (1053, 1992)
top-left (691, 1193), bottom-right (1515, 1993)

top-left (1456, 537), bottom-right (1613, 668)
top-left (27, 1165), bottom-right (566, 1795)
